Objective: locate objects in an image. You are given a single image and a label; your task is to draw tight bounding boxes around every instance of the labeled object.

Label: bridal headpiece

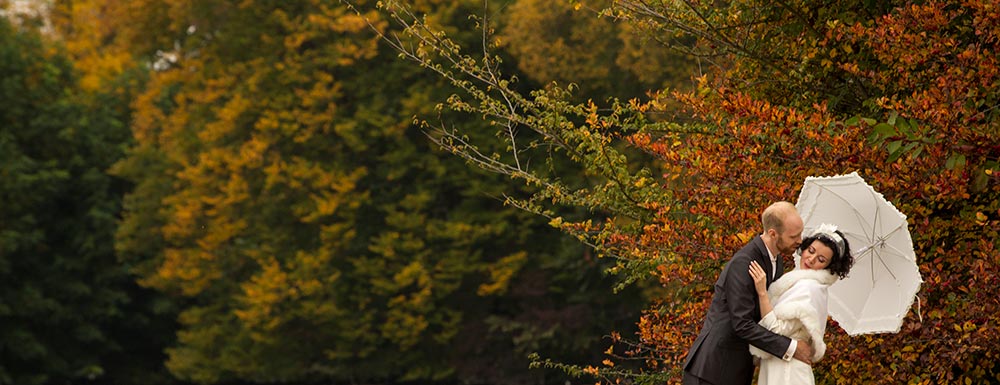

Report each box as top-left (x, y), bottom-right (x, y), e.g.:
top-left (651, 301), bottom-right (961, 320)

top-left (812, 223), bottom-right (846, 258)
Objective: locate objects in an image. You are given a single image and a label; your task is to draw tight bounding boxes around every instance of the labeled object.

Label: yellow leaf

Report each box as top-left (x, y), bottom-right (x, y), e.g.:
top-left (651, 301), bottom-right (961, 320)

top-left (477, 252), bottom-right (528, 296)
top-left (976, 212), bottom-right (988, 225)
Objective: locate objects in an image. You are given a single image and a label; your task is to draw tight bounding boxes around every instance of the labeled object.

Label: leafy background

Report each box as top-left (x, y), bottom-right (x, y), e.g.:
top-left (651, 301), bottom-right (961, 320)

top-left (0, 0), bottom-right (997, 384)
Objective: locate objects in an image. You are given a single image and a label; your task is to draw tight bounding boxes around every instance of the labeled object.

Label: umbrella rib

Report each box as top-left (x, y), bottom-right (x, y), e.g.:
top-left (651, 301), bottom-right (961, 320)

top-left (869, 248), bottom-right (876, 288)
top-left (869, 190), bottom-right (881, 246)
top-left (877, 253), bottom-right (899, 282)
top-left (812, 184), bottom-right (875, 242)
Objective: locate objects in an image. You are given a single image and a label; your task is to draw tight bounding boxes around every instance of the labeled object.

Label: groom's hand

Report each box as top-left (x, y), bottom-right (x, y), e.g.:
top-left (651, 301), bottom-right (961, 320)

top-left (793, 340), bottom-right (813, 365)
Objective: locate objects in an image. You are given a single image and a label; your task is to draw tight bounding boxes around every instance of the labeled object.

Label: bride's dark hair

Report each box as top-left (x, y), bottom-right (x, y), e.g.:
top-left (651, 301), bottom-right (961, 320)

top-left (798, 229), bottom-right (854, 279)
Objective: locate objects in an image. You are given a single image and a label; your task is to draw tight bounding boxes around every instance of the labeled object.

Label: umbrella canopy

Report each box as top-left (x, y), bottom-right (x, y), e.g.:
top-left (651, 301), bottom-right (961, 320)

top-left (795, 172), bottom-right (922, 335)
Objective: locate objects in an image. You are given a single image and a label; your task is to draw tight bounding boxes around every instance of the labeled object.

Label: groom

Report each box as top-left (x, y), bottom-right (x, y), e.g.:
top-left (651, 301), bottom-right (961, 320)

top-left (682, 201), bottom-right (814, 385)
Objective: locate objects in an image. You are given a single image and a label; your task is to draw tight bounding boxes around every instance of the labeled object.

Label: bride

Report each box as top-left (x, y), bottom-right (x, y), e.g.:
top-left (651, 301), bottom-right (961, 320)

top-left (748, 223), bottom-right (854, 385)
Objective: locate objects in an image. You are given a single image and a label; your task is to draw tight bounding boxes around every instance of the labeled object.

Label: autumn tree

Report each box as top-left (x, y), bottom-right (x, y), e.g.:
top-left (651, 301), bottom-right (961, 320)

top-left (76, 0), bottom-right (646, 384)
top-left (358, 0), bottom-right (1000, 383)
top-left (497, 0), bottom-right (696, 98)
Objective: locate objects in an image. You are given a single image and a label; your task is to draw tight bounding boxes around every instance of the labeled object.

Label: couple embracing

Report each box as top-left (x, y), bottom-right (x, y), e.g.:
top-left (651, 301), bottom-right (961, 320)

top-left (682, 202), bottom-right (855, 385)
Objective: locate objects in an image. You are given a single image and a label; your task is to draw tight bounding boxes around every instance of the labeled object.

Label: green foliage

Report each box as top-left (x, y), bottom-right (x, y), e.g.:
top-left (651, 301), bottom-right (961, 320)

top-left (0, 17), bottom-right (174, 385)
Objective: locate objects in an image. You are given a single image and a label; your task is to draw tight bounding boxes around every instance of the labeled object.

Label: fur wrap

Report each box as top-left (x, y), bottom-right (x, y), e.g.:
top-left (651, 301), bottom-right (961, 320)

top-left (749, 268), bottom-right (838, 362)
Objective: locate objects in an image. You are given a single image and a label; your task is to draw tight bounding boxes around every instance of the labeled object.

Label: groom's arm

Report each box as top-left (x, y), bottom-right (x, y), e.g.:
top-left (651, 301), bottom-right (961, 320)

top-left (724, 254), bottom-right (794, 359)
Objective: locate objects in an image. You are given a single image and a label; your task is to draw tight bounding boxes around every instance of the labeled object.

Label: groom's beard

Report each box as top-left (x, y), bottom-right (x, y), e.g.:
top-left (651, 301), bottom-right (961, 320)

top-left (776, 238), bottom-right (799, 257)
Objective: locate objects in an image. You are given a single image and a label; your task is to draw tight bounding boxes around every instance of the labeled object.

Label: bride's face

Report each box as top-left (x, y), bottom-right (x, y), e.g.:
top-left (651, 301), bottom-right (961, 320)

top-left (799, 240), bottom-right (834, 271)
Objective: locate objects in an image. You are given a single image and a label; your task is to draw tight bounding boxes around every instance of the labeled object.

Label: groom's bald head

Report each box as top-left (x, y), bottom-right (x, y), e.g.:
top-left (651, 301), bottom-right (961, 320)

top-left (762, 201), bottom-right (798, 233)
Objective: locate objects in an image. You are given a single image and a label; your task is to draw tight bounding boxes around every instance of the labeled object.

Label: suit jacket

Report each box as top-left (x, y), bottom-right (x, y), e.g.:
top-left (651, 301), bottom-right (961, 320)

top-left (682, 235), bottom-right (792, 385)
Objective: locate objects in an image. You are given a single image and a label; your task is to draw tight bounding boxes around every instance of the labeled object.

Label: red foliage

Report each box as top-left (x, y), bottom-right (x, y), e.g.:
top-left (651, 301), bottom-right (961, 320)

top-left (618, 1), bottom-right (1000, 383)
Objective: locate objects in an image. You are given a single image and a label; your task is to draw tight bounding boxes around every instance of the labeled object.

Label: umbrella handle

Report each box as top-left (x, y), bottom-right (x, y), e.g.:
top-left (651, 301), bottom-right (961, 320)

top-left (917, 296), bottom-right (922, 323)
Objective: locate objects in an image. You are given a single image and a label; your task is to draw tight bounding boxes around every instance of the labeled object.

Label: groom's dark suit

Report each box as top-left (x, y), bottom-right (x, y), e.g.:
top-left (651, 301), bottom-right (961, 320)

top-left (682, 235), bottom-right (793, 385)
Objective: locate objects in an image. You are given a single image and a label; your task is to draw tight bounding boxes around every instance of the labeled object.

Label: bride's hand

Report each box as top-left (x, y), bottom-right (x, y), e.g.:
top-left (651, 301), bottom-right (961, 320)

top-left (749, 261), bottom-right (768, 296)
